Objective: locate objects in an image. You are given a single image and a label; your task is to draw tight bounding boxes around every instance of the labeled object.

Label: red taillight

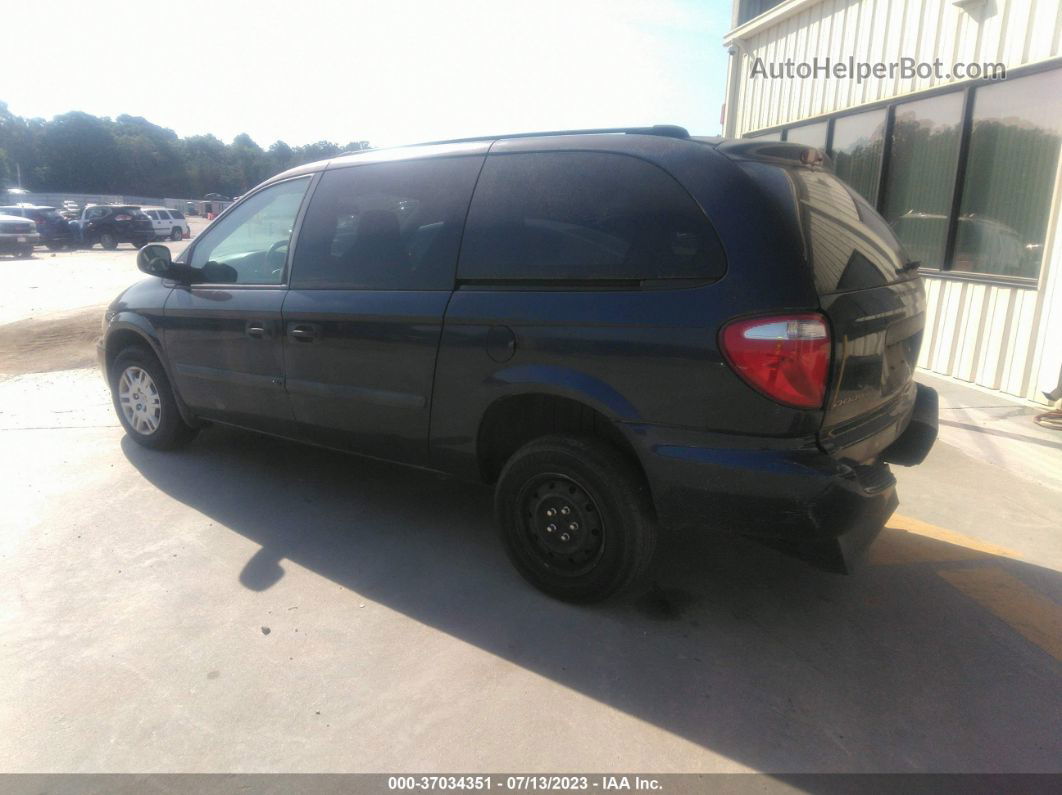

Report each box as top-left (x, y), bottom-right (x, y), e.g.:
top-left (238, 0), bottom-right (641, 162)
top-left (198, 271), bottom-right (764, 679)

top-left (34, 218), bottom-right (44, 226)
top-left (720, 313), bottom-right (831, 409)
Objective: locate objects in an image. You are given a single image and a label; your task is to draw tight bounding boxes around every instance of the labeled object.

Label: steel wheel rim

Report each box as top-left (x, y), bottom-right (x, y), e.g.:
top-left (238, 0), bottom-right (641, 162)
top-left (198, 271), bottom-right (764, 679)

top-left (118, 366), bottom-right (162, 435)
top-left (517, 473), bottom-right (605, 577)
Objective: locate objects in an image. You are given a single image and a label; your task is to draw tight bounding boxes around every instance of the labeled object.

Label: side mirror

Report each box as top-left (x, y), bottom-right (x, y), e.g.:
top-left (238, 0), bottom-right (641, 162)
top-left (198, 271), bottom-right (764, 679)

top-left (137, 244), bottom-right (176, 278)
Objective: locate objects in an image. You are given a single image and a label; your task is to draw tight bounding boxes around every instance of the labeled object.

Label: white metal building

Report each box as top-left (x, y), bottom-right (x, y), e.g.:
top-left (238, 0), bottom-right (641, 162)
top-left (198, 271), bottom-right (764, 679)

top-left (722, 0), bottom-right (1062, 404)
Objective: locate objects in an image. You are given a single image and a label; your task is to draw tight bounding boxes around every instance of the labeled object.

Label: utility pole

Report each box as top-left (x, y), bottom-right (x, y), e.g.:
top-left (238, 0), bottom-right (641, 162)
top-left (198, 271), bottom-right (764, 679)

top-left (16, 163), bottom-right (22, 189)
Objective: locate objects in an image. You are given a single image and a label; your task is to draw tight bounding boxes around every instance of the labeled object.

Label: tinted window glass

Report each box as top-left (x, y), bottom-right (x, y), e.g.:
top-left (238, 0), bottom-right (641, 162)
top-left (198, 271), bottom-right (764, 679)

top-left (786, 122), bottom-right (828, 148)
top-left (789, 168), bottom-right (908, 294)
top-left (955, 70), bottom-right (1062, 279)
top-left (458, 152), bottom-right (724, 282)
top-left (290, 157), bottom-right (481, 290)
top-left (190, 177), bottom-right (310, 284)
top-left (883, 92), bottom-right (964, 270)
top-left (831, 109), bottom-right (886, 204)
top-left (146, 211), bottom-right (159, 219)
top-left (171, 211), bottom-right (185, 219)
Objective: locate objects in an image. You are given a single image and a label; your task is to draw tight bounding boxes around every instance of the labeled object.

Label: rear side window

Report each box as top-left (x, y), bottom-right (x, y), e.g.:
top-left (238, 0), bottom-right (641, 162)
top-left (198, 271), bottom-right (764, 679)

top-left (145, 211), bottom-right (159, 219)
top-left (290, 156), bottom-right (482, 290)
top-left (171, 211), bottom-right (185, 219)
top-left (458, 152), bottom-right (725, 282)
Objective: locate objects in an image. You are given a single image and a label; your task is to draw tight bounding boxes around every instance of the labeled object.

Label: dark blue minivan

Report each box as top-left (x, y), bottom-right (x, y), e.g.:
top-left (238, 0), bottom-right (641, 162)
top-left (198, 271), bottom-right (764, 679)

top-left (99, 126), bottom-right (937, 601)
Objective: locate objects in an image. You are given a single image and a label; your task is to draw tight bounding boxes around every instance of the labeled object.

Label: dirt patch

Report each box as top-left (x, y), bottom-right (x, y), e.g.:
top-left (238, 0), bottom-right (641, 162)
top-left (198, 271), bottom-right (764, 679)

top-left (0, 306), bottom-right (104, 378)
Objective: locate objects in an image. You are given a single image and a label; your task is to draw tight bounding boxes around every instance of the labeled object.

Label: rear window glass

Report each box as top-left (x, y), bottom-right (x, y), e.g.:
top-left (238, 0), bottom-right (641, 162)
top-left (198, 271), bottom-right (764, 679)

top-left (457, 152), bottom-right (725, 282)
top-left (789, 169), bottom-right (910, 293)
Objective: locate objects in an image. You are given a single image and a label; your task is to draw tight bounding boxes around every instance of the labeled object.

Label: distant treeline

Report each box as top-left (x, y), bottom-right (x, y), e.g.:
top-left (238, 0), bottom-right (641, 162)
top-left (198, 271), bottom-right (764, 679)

top-left (0, 102), bottom-right (370, 198)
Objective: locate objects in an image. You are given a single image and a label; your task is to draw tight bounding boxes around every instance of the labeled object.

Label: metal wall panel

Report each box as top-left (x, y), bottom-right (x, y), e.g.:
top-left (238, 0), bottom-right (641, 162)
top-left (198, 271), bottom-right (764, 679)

top-left (732, 0), bottom-right (1062, 136)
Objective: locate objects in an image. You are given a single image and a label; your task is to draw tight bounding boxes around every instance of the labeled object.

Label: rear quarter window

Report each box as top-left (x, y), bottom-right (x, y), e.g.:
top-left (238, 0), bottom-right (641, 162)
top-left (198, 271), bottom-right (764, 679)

top-left (457, 152), bottom-right (725, 283)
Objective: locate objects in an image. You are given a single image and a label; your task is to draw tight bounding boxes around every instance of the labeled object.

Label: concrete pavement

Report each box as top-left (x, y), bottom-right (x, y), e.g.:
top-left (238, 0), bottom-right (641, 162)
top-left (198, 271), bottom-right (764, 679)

top-left (0, 366), bottom-right (1059, 773)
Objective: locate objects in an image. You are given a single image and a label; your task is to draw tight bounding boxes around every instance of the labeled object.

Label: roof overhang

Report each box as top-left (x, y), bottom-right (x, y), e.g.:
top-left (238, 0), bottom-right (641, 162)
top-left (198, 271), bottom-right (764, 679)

top-left (724, 0), bottom-right (826, 46)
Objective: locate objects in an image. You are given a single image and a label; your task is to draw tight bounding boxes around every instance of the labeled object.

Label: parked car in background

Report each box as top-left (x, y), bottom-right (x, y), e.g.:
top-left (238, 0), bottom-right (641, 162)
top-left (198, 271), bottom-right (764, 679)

top-left (99, 127), bottom-right (938, 602)
top-left (0, 212), bottom-right (40, 258)
top-left (71, 205), bottom-right (155, 250)
top-left (0, 204), bottom-right (73, 250)
top-left (141, 207), bottom-right (190, 241)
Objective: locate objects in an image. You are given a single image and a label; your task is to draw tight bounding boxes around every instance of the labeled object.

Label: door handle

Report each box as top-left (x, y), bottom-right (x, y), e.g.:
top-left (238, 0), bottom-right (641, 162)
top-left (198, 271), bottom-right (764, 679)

top-left (246, 323), bottom-right (267, 339)
top-left (288, 323), bottom-right (319, 342)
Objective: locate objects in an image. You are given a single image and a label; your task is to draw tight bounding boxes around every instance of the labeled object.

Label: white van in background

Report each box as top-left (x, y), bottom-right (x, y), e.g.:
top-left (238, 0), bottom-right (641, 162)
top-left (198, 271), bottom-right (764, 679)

top-left (141, 207), bottom-right (190, 241)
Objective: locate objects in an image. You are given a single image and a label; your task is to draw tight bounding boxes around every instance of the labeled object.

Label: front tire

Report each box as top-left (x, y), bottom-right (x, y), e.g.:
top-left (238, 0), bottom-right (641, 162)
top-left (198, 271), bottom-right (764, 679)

top-left (494, 435), bottom-right (657, 602)
top-left (110, 346), bottom-right (196, 450)
top-left (100, 232), bottom-right (118, 250)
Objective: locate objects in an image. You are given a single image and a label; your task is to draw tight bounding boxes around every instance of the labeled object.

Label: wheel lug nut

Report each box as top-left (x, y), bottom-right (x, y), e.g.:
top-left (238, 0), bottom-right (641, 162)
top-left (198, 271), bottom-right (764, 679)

top-left (545, 508), bottom-right (556, 517)
top-left (560, 506), bottom-right (571, 515)
top-left (560, 533), bottom-right (571, 542)
top-left (546, 523), bottom-right (557, 533)
top-left (569, 522), bottom-right (578, 531)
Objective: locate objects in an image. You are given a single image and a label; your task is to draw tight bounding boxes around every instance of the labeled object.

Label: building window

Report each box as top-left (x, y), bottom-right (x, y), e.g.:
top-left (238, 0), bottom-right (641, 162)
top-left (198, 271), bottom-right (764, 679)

top-left (883, 92), bottom-right (964, 270)
top-left (737, 0), bottom-right (786, 26)
top-left (786, 121), bottom-right (828, 148)
top-left (770, 63), bottom-right (1062, 283)
top-left (831, 109), bottom-right (887, 205)
top-left (954, 69), bottom-right (1062, 280)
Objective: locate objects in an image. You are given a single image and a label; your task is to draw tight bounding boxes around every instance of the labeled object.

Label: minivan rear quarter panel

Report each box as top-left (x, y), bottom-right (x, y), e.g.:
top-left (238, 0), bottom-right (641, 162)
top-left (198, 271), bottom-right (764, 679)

top-left (428, 137), bottom-right (833, 480)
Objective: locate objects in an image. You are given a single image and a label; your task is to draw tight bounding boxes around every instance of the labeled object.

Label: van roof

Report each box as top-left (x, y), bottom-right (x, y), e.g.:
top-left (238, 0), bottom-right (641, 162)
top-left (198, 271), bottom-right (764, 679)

top-left (269, 125), bottom-right (711, 184)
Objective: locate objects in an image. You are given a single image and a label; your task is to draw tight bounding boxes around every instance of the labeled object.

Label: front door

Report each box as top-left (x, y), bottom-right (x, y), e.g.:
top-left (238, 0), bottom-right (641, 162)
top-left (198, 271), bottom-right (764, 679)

top-left (281, 155), bottom-right (483, 464)
top-left (164, 176), bottom-right (313, 434)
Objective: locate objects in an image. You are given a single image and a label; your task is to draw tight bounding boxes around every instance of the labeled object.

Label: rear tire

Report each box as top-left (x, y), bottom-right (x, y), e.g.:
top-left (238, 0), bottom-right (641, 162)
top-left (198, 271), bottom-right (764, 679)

top-left (494, 435), bottom-right (656, 602)
top-left (16, 246), bottom-right (33, 259)
top-left (171, 227), bottom-right (183, 241)
top-left (100, 232), bottom-right (117, 250)
top-left (110, 346), bottom-right (197, 450)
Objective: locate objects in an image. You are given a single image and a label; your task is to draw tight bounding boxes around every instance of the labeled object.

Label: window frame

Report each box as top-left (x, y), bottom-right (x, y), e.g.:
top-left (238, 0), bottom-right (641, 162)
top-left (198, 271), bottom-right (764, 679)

top-left (741, 57), bottom-right (1062, 288)
top-left (178, 173), bottom-right (320, 288)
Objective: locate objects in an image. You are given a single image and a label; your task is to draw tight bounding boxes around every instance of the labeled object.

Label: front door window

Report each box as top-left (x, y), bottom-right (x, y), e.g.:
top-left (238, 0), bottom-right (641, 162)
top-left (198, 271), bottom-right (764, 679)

top-left (190, 177), bottom-right (311, 284)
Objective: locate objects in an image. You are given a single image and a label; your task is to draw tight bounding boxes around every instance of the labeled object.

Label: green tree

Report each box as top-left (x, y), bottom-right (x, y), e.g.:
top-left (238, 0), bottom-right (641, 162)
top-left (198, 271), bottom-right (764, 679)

top-left (0, 102), bottom-right (371, 197)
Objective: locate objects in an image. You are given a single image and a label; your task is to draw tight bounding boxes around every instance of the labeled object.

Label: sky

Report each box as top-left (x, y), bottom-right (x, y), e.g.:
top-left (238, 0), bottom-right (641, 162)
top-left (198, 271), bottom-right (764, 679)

top-left (1, 0), bottom-right (733, 148)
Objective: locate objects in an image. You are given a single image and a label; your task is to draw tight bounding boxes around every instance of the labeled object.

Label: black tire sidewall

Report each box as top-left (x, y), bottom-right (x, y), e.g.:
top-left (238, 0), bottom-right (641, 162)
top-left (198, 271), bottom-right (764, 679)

top-left (110, 347), bottom-right (192, 450)
top-left (495, 435), bottom-right (655, 602)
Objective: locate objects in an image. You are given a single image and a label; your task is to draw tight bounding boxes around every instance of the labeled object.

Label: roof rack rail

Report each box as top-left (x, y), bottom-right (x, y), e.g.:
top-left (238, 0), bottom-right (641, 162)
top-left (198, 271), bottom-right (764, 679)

top-left (402, 125), bottom-right (692, 148)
